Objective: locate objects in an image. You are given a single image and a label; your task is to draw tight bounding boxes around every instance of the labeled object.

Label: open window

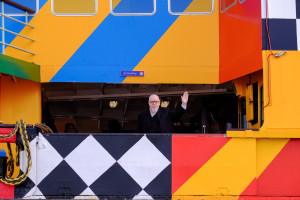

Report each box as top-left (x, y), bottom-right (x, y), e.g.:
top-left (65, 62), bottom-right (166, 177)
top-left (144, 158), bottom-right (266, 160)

top-left (42, 83), bottom-right (238, 134)
top-left (168, 0), bottom-right (214, 15)
top-left (110, 0), bottom-right (156, 16)
top-left (52, 0), bottom-right (97, 16)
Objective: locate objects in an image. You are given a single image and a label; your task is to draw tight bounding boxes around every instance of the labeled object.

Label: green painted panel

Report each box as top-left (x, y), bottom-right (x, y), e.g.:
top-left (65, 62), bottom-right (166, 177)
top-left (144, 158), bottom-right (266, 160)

top-left (0, 54), bottom-right (40, 82)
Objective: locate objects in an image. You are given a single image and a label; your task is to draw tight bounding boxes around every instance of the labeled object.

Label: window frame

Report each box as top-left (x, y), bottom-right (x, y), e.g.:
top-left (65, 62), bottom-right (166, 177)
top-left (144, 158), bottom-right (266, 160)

top-left (239, 0), bottom-right (247, 4)
top-left (51, 0), bottom-right (98, 16)
top-left (168, 0), bottom-right (215, 15)
top-left (110, 0), bottom-right (156, 16)
top-left (1, 0), bottom-right (39, 16)
top-left (220, 0), bottom-right (237, 13)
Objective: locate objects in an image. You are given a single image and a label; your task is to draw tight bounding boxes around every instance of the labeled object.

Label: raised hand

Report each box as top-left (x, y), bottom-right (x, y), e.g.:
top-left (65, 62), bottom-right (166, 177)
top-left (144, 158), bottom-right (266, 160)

top-left (181, 91), bottom-right (189, 107)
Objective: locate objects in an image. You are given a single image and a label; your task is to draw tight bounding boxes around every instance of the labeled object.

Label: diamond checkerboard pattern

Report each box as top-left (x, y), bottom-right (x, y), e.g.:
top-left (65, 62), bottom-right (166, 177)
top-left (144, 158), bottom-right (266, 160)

top-left (261, 0), bottom-right (300, 50)
top-left (16, 133), bottom-right (171, 200)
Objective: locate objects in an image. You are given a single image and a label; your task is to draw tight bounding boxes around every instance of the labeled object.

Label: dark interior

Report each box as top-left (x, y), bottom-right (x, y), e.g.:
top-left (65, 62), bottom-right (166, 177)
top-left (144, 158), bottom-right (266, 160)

top-left (42, 83), bottom-right (238, 133)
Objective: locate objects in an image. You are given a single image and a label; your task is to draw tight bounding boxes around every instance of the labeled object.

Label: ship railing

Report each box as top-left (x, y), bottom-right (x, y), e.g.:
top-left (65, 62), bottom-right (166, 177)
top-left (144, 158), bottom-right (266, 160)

top-left (0, 0), bottom-right (35, 55)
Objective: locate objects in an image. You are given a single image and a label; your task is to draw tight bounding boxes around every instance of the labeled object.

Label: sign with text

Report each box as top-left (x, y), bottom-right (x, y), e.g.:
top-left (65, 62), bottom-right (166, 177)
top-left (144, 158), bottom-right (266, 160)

top-left (120, 71), bottom-right (144, 77)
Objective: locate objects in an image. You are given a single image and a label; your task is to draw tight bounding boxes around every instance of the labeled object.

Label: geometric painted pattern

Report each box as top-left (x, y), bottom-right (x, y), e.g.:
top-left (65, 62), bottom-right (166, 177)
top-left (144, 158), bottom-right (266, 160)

top-left (262, 0), bottom-right (300, 50)
top-left (257, 139), bottom-right (300, 196)
top-left (15, 133), bottom-right (171, 199)
top-left (172, 135), bottom-right (230, 194)
top-left (1, 128), bottom-right (300, 199)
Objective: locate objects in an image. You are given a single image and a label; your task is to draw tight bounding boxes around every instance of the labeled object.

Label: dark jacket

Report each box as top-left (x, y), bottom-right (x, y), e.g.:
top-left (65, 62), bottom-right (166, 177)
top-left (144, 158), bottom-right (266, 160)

top-left (137, 106), bottom-right (186, 133)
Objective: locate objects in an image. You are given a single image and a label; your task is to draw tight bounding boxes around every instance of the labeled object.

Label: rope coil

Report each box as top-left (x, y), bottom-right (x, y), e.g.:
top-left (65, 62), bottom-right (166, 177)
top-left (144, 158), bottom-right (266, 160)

top-left (0, 120), bottom-right (32, 185)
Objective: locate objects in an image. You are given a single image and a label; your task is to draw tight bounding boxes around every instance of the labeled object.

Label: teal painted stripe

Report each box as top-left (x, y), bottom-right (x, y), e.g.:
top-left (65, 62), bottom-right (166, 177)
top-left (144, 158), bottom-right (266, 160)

top-left (0, 54), bottom-right (40, 82)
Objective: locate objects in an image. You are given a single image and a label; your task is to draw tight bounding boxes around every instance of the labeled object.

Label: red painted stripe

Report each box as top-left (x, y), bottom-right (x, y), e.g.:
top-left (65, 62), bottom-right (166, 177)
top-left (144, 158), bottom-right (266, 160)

top-left (0, 182), bottom-right (14, 199)
top-left (172, 136), bottom-right (230, 194)
top-left (257, 139), bottom-right (300, 196)
top-left (0, 128), bottom-right (16, 143)
top-left (239, 197), bottom-right (300, 200)
top-left (240, 178), bottom-right (257, 196)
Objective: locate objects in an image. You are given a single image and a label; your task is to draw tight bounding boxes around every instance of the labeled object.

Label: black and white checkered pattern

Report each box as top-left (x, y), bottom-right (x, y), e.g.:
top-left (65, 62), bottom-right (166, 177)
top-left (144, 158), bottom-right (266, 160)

top-left (262, 0), bottom-right (300, 50)
top-left (16, 133), bottom-right (171, 199)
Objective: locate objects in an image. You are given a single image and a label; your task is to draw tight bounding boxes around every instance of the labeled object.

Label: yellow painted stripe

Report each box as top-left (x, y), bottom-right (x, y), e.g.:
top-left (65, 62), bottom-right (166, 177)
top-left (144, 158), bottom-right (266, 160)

top-left (173, 138), bottom-right (256, 196)
top-left (5, 0), bottom-right (110, 82)
top-left (172, 196), bottom-right (239, 200)
top-left (256, 138), bottom-right (289, 178)
top-left (112, 0), bottom-right (122, 10)
top-left (185, 0), bottom-right (212, 13)
top-left (123, 1), bottom-right (219, 84)
top-left (261, 51), bottom-right (300, 129)
top-left (53, 0), bottom-right (96, 14)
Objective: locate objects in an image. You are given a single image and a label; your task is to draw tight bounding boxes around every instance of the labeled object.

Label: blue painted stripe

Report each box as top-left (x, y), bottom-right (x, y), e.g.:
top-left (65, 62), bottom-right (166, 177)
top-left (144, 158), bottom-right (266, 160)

top-left (51, 0), bottom-right (180, 83)
top-left (113, 0), bottom-right (154, 14)
top-left (170, 0), bottom-right (193, 13)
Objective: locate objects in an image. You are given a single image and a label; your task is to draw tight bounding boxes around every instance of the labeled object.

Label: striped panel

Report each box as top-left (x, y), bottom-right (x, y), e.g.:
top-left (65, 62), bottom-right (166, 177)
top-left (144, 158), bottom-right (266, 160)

top-left (50, 0), bottom-right (180, 83)
top-left (172, 135), bottom-right (230, 194)
top-left (5, 0), bottom-right (111, 82)
top-left (239, 138), bottom-right (289, 197)
top-left (257, 139), bottom-right (300, 196)
top-left (173, 138), bottom-right (256, 196)
top-left (124, 0), bottom-right (219, 84)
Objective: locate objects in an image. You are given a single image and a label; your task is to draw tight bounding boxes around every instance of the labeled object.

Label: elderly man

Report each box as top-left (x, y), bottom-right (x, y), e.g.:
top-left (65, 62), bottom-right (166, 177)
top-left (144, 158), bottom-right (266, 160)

top-left (137, 91), bottom-right (189, 133)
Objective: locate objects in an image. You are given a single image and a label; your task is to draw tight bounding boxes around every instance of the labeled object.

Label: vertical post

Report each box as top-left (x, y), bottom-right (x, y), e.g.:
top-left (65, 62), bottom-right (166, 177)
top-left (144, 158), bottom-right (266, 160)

top-left (25, 11), bottom-right (28, 24)
top-left (1, 1), bottom-right (5, 54)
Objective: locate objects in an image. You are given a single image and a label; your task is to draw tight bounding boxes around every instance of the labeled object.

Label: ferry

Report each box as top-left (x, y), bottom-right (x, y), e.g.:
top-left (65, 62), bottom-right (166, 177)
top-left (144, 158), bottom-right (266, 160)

top-left (0, 0), bottom-right (299, 199)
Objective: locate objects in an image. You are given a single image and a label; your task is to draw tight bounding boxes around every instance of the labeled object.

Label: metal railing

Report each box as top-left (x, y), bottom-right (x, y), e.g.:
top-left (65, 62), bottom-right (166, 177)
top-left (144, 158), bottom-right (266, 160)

top-left (0, 0), bottom-right (35, 55)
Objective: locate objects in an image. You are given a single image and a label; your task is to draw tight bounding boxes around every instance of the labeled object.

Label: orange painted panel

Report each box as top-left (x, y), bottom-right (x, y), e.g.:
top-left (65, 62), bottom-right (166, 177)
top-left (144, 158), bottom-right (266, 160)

top-left (219, 0), bottom-right (262, 83)
top-left (1, 76), bottom-right (41, 124)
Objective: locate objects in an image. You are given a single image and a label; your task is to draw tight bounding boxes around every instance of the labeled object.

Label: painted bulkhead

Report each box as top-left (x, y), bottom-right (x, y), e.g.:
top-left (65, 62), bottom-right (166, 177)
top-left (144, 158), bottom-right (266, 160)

top-left (0, 0), bottom-right (300, 200)
top-left (2, 0), bottom-right (261, 84)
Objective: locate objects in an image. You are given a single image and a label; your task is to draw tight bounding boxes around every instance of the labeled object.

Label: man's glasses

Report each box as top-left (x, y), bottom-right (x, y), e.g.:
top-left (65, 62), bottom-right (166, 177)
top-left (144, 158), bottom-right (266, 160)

top-left (149, 101), bottom-right (160, 104)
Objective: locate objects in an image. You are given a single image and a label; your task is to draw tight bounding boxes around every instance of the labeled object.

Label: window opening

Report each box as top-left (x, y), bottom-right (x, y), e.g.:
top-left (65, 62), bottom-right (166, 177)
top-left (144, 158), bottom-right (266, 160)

top-left (239, 97), bottom-right (247, 129)
top-left (260, 85), bottom-right (264, 127)
top-left (220, 0), bottom-right (236, 13)
top-left (110, 0), bottom-right (156, 16)
top-left (239, 0), bottom-right (247, 4)
top-left (42, 83), bottom-right (238, 134)
top-left (52, 0), bottom-right (97, 16)
top-left (168, 0), bottom-right (214, 15)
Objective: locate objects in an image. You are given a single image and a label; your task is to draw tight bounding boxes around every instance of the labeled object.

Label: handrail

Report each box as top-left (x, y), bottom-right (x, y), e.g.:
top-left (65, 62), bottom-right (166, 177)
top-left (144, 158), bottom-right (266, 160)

top-left (0, 27), bottom-right (35, 41)
top-left (0, 13), bottom-right (35, 28)
top-left (1, 0), bottom-right (35, 55)
top-left (0, 41), bottom-right (35, 54)
top-left (1, 0), bottom-right (35, 14)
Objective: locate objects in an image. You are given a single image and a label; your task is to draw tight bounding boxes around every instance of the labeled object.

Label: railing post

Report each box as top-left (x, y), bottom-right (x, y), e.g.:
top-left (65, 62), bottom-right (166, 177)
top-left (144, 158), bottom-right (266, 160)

top-left (1, 1), bottom-right (5, 54)
top-left (25, 10), bottom-right (27, 24)
top-left (0, 0), bottom-right (35, 55)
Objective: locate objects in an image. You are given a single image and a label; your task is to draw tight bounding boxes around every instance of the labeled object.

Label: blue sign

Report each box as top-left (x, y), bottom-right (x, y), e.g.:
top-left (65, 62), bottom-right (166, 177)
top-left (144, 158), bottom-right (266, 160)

top-left (120, 71), bottom-right (144, 77)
